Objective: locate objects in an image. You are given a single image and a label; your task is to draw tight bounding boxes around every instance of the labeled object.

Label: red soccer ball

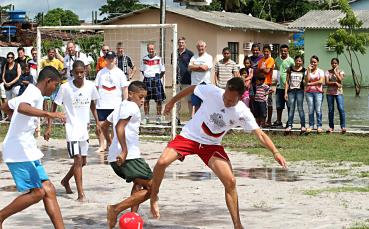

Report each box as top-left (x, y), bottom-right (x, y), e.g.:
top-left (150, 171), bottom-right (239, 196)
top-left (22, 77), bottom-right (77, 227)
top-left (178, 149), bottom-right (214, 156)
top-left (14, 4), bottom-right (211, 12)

top-left (119, 212), bottom-right (144, 229)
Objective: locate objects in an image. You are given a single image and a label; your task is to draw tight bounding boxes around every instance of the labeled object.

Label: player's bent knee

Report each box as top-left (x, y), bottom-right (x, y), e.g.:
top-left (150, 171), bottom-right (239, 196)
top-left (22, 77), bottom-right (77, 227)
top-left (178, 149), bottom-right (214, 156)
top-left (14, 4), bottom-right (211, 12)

top-left (31, 188), bottom-right (46, 201)
top-left (224, 176), bottom-right (237, 191)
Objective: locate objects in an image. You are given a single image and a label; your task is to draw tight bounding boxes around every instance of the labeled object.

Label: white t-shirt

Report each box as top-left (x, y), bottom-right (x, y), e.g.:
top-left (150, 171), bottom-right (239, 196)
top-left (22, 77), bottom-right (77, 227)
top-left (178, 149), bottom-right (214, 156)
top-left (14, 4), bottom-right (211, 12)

top-left (95, 66), bottom-right (129, 109)
top-left (54, 79), bottom-right (99, 141)
top-left (140, 55), bottom-right (165, 78)
top-left (189, 52), bottom-right (213, 85)
top-left (181, 85), bottom-right (259, 145)
top-left (106, 100), bottom-right (141, 162)
top-left (64, 52), bottom-right (90, 81)
top-left (2, 84), bottom-right (44, 162)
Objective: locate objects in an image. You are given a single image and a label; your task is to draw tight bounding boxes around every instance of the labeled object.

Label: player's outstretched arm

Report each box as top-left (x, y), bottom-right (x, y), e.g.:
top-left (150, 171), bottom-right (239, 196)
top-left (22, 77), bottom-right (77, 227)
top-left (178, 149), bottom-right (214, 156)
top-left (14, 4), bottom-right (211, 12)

top-left (252, 128), bottom-right (287, 168)
top-left (18, 102), bottom-right (65, 121)
top-left (163, 85), bottom-right (196, 115)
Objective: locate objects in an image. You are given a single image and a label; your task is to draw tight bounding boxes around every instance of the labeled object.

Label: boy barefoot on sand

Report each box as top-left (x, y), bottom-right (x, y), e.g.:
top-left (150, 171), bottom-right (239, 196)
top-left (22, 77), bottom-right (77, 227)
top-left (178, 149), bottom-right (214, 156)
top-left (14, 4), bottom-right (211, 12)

top-left (101, 81), bottom-right (153, 229)
top-left (0, 66), bottom-right (65, 229)
top-left (45, 60), bottom-right (100, 201)
top-left (150, 77), bottom-right (287, 229)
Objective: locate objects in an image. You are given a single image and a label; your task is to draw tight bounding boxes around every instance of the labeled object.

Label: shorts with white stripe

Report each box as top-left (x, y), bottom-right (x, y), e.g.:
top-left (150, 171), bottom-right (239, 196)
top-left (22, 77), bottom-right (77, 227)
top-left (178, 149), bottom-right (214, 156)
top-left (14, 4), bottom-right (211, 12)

top-left (67, 140), bottom-right (89, 158)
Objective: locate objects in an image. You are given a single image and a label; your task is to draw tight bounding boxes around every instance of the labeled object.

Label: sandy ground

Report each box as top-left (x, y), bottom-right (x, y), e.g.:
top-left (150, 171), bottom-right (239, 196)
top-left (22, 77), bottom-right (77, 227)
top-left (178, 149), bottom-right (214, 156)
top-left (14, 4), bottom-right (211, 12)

top-left (1, 138), bottom-right (369, 229)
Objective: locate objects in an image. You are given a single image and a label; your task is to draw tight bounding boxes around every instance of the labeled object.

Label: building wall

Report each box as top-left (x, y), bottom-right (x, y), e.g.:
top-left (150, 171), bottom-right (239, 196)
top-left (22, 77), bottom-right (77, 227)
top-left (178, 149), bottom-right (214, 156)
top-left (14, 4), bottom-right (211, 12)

top-left (104, 8), bottom-right (290, 85)
top-left (304, 29), bottom-right (369, 86)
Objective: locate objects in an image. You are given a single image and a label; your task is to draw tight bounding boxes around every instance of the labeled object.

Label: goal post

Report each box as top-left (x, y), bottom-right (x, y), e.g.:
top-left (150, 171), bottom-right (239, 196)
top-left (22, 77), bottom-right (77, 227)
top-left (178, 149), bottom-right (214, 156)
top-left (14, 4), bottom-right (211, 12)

top-left (37, 24), bottom-right (178, 138)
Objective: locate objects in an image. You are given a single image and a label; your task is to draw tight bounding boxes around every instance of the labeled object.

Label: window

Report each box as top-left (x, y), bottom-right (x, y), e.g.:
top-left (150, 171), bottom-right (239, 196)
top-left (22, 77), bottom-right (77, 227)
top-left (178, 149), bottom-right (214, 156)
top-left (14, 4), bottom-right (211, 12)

top-left (228, 42), bottom-right (239, 63)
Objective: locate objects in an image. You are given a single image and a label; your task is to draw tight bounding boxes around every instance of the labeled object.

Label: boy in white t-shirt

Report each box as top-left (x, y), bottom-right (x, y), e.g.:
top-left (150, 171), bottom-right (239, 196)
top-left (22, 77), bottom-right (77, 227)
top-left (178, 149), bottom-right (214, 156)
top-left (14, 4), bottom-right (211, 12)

top-left (0, 66), bottom-right (65, 228)
top-left (46, 60), bottom-right (100, 202)
top-left (149, 78), bottom-right (287, 229)
top-left (95, 51), bottom-right (129, 152)
top-left (101, 81), bottom-right (153, 229)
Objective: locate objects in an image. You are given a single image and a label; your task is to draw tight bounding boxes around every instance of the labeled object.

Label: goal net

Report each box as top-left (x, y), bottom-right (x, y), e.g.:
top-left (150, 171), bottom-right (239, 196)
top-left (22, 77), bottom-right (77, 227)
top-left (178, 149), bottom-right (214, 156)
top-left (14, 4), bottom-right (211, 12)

top-left (37, 24), bottom-right (178, 137)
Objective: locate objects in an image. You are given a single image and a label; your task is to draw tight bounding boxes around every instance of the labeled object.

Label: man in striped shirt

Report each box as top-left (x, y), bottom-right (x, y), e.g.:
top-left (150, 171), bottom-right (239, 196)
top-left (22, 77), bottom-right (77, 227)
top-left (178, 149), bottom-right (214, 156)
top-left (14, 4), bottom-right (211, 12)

top-left (214, 47), bottom-right (239, 89)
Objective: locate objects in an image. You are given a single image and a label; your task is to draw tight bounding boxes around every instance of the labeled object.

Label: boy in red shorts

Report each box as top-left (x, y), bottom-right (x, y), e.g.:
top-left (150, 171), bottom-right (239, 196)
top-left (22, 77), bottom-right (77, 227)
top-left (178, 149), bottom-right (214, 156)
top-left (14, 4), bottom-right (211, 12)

top-left (150, 77), bottom-right (287, 229)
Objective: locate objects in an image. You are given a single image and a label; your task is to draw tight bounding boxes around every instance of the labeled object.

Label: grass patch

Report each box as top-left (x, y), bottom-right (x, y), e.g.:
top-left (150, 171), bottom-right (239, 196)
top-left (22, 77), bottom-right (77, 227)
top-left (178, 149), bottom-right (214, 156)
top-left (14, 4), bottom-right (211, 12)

top-left (303, 186), bottom-right (369, 196)
top-left (349, 222), bottom-right (369, 229)
top-left (329, 169), bottom-right (350, 177)
top-left (222, 132), bottom-right (369, 164)
top-left (359, 171), bottom-right (369, 178)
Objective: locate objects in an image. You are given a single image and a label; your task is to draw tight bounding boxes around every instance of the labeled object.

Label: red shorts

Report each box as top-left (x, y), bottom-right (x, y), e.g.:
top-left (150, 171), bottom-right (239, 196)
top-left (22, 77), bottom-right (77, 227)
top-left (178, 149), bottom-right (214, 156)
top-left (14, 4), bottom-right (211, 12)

top-left (167, 135), bottom-right (230, 166)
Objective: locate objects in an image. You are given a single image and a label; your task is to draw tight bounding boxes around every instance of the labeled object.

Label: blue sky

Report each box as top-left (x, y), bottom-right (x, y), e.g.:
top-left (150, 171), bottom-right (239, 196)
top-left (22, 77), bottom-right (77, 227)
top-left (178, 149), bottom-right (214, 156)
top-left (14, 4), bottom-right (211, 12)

top-left (3, 0), bottom-right (180, 21)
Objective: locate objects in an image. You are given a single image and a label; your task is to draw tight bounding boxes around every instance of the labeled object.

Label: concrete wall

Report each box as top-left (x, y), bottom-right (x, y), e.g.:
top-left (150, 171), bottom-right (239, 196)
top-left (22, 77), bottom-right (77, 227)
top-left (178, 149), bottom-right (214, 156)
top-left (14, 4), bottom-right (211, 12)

top-left (304, 29), bottom-right (369, 86)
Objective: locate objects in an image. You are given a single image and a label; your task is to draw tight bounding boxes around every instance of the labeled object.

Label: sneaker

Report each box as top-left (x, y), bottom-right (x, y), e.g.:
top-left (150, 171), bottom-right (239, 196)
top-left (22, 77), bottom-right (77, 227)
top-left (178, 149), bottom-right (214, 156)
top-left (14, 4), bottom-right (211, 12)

top-left (284, 127), bottom-right (292, 136)
top-left (271, 121), bottom-right (283, 128)
top-left (156, 116), bottom-right (164, 125)
top-left (300, 127), bottom-right (307, 135)
top-left (341, 128), bottom-right (347, 134)
top-left (326, 128), bottom-right (333, 134)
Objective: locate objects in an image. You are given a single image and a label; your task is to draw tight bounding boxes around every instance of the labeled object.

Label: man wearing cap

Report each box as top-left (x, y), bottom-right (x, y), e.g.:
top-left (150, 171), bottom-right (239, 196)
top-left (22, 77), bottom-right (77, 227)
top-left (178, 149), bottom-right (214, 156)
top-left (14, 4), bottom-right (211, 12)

top-left (95, 51), bottom-right (129, 152)
top-left (116, 42), bottom-right (137, 81)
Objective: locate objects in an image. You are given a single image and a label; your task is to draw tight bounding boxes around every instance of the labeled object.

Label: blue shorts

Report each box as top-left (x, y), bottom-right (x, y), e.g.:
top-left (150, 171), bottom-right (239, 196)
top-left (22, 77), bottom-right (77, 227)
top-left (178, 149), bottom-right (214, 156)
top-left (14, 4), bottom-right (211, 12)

top-left (191, 82), bottom-right (207, 108)
top-left (275, 89), bottom-right (287, 109)
top-left (6, 160), bottom-right (49, 193)
top-left (97, 109), bottom-right (114, 121)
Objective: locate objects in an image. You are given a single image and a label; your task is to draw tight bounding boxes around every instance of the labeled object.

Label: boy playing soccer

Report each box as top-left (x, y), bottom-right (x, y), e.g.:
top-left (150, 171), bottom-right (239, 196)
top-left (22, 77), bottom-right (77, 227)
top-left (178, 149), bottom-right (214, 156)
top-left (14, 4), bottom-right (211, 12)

top-left (150, 77), bottom-right (287, 229)
top-left (45, 60), bottom-right (100, 201)
top-left (101, 81), bottom-right (153, 229)
top-left (0, 66), bottom-right (65, 229)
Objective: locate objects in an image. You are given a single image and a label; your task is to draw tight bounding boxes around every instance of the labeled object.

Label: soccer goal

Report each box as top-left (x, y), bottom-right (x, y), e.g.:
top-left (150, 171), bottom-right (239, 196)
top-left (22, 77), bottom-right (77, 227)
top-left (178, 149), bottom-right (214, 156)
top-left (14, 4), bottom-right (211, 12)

top-left (37, 24), bottom-right (178, 138)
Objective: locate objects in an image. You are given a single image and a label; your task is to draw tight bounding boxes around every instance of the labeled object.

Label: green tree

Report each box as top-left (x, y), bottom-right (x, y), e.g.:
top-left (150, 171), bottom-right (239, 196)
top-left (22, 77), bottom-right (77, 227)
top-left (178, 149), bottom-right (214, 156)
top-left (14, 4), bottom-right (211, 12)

top-left (43, 8), bottom-right (80, 26)
top-left (326, 0), bottom-right (369, 96)
top-left (99, 0), bottom-right (146, 20)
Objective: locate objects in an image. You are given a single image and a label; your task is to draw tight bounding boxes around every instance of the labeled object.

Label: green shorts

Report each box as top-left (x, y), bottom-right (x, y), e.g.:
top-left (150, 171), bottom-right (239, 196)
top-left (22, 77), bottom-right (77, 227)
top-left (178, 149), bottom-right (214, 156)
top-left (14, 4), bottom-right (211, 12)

top-left (110, 158), bottom-right (153, 183)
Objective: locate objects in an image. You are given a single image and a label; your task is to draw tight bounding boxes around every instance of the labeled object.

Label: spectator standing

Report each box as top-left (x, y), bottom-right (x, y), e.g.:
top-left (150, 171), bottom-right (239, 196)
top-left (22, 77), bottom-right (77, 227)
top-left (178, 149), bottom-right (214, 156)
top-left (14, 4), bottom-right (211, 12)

top-left (15, 46), bottom-right (31, 72)
top-left (28, 48), bottom-right (38, 84)
top-left (0, 55), bottom-right (6, 119)
top-left (284, 55), bottom-right (306, 134)
top-left (2, 52), bottom-right (21, 100)
top-left (188, 40), bottom-right (213, 112)
top-left (239, 56), bottom-right (253, 107)
top-left (96, 45), bottom-right (109, 73)
top-left (64, 41), bottom-right (90, 81)
top-left (325, 58), bottom-right (346, 134)
top-left (95, 51), bottom-right (129, 152)
top-left (305, 55), bottom-right (325, 134)
top-left (41, 48), bottom-right (65, 73)
top-left (215, 47), bottom-right (239, 89)
top-left (176, 37), bottom-right (194, 123)
top-left (249, 43), bottom-right (264, 113)
top-left (116, 42), bottom-right (137, 81)
top-left (140, 43), bottom-right (166, 123)
top-left (257, 45), bottom-right (275, 127)
top-left (274, 44), bottom-right (295, 128)
top-left (253, 74), bottom-right (273, 126)
top-left (18, 65), bottom-right (33, 96)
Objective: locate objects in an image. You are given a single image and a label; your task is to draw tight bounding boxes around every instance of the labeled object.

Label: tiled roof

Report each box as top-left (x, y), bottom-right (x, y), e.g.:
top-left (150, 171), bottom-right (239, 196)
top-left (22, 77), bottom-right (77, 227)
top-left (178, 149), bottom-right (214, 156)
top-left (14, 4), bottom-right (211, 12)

top-left (102, 6), bottom-right (293, 32)
top-left (288, 10), bottom-right (369, 29)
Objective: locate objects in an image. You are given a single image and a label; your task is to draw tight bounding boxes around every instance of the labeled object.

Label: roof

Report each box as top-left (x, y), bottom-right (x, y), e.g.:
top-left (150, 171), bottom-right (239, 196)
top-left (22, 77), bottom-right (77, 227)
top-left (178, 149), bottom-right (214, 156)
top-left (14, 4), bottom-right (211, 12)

top-left (102, 6), bottom-right (293, 32)
top-left (288, 10), bottom-right (369, 29)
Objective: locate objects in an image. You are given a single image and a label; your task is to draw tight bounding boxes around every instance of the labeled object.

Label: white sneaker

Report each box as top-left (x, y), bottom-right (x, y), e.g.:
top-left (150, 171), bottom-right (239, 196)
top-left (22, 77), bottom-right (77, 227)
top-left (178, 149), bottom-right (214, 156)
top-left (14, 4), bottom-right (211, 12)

top-left (141, 117), bottom-right (148, 125)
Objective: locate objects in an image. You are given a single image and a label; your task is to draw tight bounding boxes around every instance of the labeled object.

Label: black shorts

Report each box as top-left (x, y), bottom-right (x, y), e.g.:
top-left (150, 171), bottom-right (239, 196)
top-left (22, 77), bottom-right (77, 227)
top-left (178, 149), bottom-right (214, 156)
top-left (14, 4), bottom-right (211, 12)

top-left (253, 101), bottom-right (267, 118)
top-left (110, 158), bottom-right (153, 183)
top-left (143, 76), bottom-right (166, 102)
top-left (97, 109), bottom-right (114, 121)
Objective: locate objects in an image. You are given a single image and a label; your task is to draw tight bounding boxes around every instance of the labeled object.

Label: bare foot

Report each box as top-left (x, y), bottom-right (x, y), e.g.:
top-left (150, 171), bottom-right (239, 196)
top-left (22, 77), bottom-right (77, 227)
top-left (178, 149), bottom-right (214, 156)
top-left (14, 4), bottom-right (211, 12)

top-left (107, 205), bottom-right (118, 229)
top-left (61, 180), bottom-right (73, 194)
top-left (150, 195), bottom-right (160, 219)
top-left (77, 196), bottom-right (87, 202)
top-left (95, 147), bottom-right (106, 153)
